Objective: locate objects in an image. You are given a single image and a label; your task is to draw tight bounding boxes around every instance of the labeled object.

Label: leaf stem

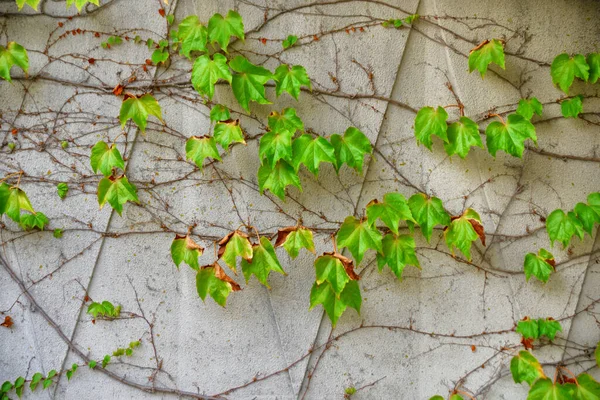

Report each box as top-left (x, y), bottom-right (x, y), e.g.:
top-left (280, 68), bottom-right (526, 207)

top-left (0, 170), bottom-right (23, 186)
top-left (331, 234), bottom-right (338, 253)
top-left (488, 113), bottom-right (505, 124)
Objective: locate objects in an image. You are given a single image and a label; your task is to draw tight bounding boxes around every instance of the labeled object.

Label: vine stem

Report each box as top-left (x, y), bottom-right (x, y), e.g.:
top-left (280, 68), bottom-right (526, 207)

top-left (488, 113), bottom-right (505, 124)
top-left (455, 389), bottom-right (476, 400)
top-left (331, 234), bottom-right (338, 253)
top-left (0, 170), bottom-right (23, 186)
top-left (443, 103), bottom-right (465, 117)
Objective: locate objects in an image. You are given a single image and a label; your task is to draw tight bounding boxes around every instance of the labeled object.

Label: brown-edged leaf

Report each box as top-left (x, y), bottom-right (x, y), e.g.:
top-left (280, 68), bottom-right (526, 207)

top-left (324, 251), bottom-right (360, 281)
top-left (469, 218), bottom-right (486, 246)
top-left (1, 315), bottom-right (13, 328)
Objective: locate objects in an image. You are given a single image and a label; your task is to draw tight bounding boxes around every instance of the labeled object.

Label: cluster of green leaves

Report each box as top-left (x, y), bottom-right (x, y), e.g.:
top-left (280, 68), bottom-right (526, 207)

top-left (101, 35), bottom-right (123, 49)
top-left (0, 181), bottom-right (49, 230)
top-left (516, 316), bottom-right (562, 341)
top-left (546, 192), bottom-right (600, 247)
top-left (381, 14), bottom-right (419, 29)
top-left (258, 108), bottom-right (373, 200)
top-left (111, 340), bottom-right (141, 358)
top-left (14, 0), bottom-right (99, 11)
top-left (551, 52), bottom-right (599, 94)
top-left (414, 97), bottom-right (540, 159)
top-left (510, 349), bottom-right (600, 399)
top-left (0, 42), bottom-right (28, 82)
top-left (86, 300), bottom-right (121, 319)
top-left (90, 141), bottom-right (140, 215)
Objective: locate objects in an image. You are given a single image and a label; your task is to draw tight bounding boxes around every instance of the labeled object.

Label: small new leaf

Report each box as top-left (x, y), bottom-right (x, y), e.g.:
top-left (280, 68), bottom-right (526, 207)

top-left (186, 136), bottom-right (221, 171)
top-left (408, 193), bottom-right (451, 242)
top-left (30, 373), bottom-right (43, 391)
top-left (57, 182), bottom-right (69, 199)
top-left (560, 95), bottom-right (583, 118)
top-left (524, 248), bottom-right (555, 283)
top-left (241, 236), bottom-right (285, 287)
top-left (516, 98), bottom-right (543, 120)
top-left (90, 141), bottom-right (125, 177)
top-left (330, 127), bottom-right (372, 174)
top-left (0, 42), bottom-right (29, 82)
top-left (208, 10), bottom-right (244, 52)
top-left (275, 226), bottom-right (315, 259)
top-left (510, 350), bottom-right (545, 386)
top-left (196, 262), bottom-right (241, 306)
top-left (97, 174), bottom-right (139, 215)
top-left (171, 234), bottom-right (204, 270)
top-left (257, 160), bottom-right (302, 201)
top-left (414, 106), bottom-right (449, 150)
top-left (551, 53), bottom-right (589, 94)
top-left (468, 39), bottom-right (505, 78)
top-left (282, 35), bottom-right (298, 49)
top-left (119, 94), bottom-right (162, 133)
top-left (274, 64), bottom-right (311, 100)
top-left (485, 113), bottom-right (537, 158)
top-left (336, 216), bottom-right (383, 265)
top-left (229, 55), bottom-right (273, 112)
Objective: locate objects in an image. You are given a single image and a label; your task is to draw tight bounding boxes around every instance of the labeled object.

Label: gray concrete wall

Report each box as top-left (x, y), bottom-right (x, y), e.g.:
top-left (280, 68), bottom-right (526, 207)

top-left (1, 0), bottom-right (599, 399)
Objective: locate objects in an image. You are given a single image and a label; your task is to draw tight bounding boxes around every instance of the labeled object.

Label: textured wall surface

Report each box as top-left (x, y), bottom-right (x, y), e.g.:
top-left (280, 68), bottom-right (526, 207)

top-left (1, 0), bottom-right (599, 399)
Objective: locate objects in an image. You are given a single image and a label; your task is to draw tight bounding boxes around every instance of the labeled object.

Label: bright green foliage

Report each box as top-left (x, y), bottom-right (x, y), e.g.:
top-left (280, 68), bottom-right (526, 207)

top-left (429, 396), bottom-right (445, 400)
top-left (414, 106), bottom-right (449, 150)
top-left (575, 374), bottom-right (600, 400)
top-left (408, 193), bottom-right (450, 242)
top-left (330, 127), bottom-right (372, 173)
top-left (66, 364), bottom-right (77, 381)
top-left (0, 183), bottom-right (8, 216)
top-left (589, 193), bottom-right (600, 217)
top-left (13, 376), bottom-right (24, 397)
top-left (450, 396), bottom-right (464, 400)
top-left (310, 279), bottom-right (361, 327)
top-left (336, 216), bottom-right (383, 265)
top-left (191, 54), bottom-right (232, 99)
top-left (196, 263), bottom-right (240, 306)
top-left (185, 136), bottom-right (221, 171)
top-left (208, 10), bottom-right (244, 52)
top-left (171, 234), bottom-right (204, 270)
top-left (214, 119), bottom-right (245, 149)
top-left (377, 233), bottom-right (419, 279)
top-left (268, 108), bottom-right (304, 135)
top-left (0, 186), bottom-right (35, 223)
top-left (241, 236), bottom-right (285, 287)
top-left (546, 209), bottom-right (584, 247)
top-left (0, 42), bottom-right (29, 82)
top-left (291, 134), bottom-right (336, 176)
top-left (527, 378), bottom-right (574, 400)
top-left (88, 360), bottom-right (97, 369)
top-left (561, 95), bottom-right (583, 118)
top-left (517, 97), bottom-right (544, 120)
top-left (282, 35), bottom-right (298, 49)
top-left (66, 0), bottom-right (99, 11)
top-left (366, 192), bottom-right (414, 235)
top-left (176, 15), bottom-right (208, 58)
top-left (229, 55), bottom-right (273, 112)
top-left (538, 318), bottom-right (562, 341)
top-left (468, 39), bottom-right (505, 77)
top-left (90, 141), bottom-right (125, 177)
top-left (574, 202), bottom-right (600, 235)
top-left (274, 64), bottom-right (311, 99)
top-left (102, 355), bottom-right (110, 368)
top-left (218, 230), bottom-right (253, 272)
top-left (87, 301), bottom-right (121, 318)
top-left (516, 317), bottom-right (539, 340)
top-left (210, 104), bottom-right (231, 122)
top-left (275, 226), bottom-right (315, 259)
top-left (20, 211), bottom-right (49, 230)
top-left (102, 36), bottom-right (123, 48)
top-left (596, 342), bottom-right (600, 367)
top-left (510, 350), bottom-right (546, 386)
top-left (259, 130), bottom-right (294, 168)
top-left (257, 160), bottom-right (302, 200)
top-left (588, 53), bottom-right (600, 84)
top-left (551, 53), bottom-right (589, 94)
top-left (119, 94), bottom-right (163, 133)
top-left (42, 370), bottom-right (56, 390)
top-left (314, 252), bottom-right (358, 294)
top-left (444, 208), bottom-right (484, 261)
top-left (485, 113), bottom-right (537, 158)
top-left (30, 373), bottom-right (42, 390)
top-left (524, 248), bottom-right (555, 283)
top-left (97, 175), bottom-right (139, 215)
top-left (15, 0), bottom-right (41, 10)
top-left (57, 182), bottom-right (69, 199)
top-left (444, 116), bottom-right (483, 158)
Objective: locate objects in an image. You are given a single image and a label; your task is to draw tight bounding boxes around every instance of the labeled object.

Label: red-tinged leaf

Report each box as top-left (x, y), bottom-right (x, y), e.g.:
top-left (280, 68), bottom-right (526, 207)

top-left (1, 315), bottom-right (13, 328)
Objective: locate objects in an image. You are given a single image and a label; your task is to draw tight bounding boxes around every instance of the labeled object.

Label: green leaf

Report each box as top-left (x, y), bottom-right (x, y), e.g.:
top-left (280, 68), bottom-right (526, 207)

top-left (15, 0), bottom-right (41, 11)
top-left (66, 0), bottom-right (99, 11)
top-left (330, 127), bottom-right (372, 174)
top-left (527, 378), bottom-right (575, 400)
top-left (0, 183), bottom-right (9, 215)
top-left (102, 355), bottom-right (111, 368)
top-left (218, 230), bottom-right (253, 272)
top-left (268, 108), bottom-right (304, 135)
top-left (0, 42), bottom-right (29, 82)
top-left (275, 226), bottom-right (315, 259)
top-left (53, 228), bottom-right (63, 238)
top-left (511, 350), bottom-right (545, 386)
top-left (191, 53), bottom-right (232, 100)
top-left (429, 396), bottom-right (445, 400)
top-left (517, 98), bottom-right (544, 120)
top-left (366, 192), bottom-right (415, 235)
top-left (274, 64), bottom-right (311, 100)
top-left (444, 208), bottom-right (484, 261)
top-left (241, 236), bottom-right (285, 287)
top-left (282, 35), bottom-right (298, 49)
top-left (524, 248), bottom-right (556, 283)
top-left (485, 113), bottom-right (537, 158)
top-left (66, 369), bottom-right (73, 381)
top-left (57, 182), bottom-right (69, 199)
top-left (14, 376), bottom-right (24, 398)
top-left (538, 318), bottom-right (562, 341)
top-left (20, 211), bottom-right (49, 231)
top-left (29, 372), bottom-right (43, 391)
top-left (408, 193), bottom-right (450, 242)
top-left (596, 342), bottom-right (600, 368)
top-left (208, 10), bottom-right (244, 52)
top-left (588, 53), bottom-right (600, 84)
top-left (444, 116), bottom-right (483, 158)
top-left (546, 209), bottom-right (584, 247)
top-left (171, 234), bottom-right (204, 270)
top-left (310, 279), bottom-right (361, 327)
top-left (42, 370), bottom-right (56, 390)
top-left (561, 95), bottom-right (583, 118)
top-left (314, 252), bottom-right (358, 294)
top-left (3, 187), bottom-right (35, 223)
top-left (151, 49), bottom-right (169, 65)
top-left (376, 233), bottom-right (420, 279)
top-left (574, 202), bottom-right (600, 236)
top-left (468, 39), bottom-right (505, 78)
top-left (450, 396), bottom-right (465, 400)
top-left (1, 382), bottom-right (12, 394)
top-left (336, 216), bottom-right (383, 265)
top-left (414, 106), bottom-right (449, 150)
top-left (210, 104), bottom-right (230, 122)
top-left (257, 160), bottom-right (302, 201)
top-left (551, 53), bottom-right (590, 94)
top-left (259, 129), bottom-right (294, 168)
top-left (588, 193), bottom-right (600, 217)
top-left (229, 55), bottom-right (272, 112)
top-left (185, 136), bottom-right (221, 171)
top-left (214, 119), bottom-right (245, 150)
top-left (90, 141), bottom-right (125, 177)
top-left (516, 317), bottom-right (540, 340)
top-left (196, 262), bottom-right (240, 306)
top-left (119, 94), bottom-right (162, 133)
top-left (97, 175), bottom-right (139, 216)
top-left (88, 360), bottom-right (97, 369)
top-left (292, 134), bottom-right (336, 176)
top-left (575, 374), bottom-right (600, 400)
top-left (176, 15), bottom-right (208, 58)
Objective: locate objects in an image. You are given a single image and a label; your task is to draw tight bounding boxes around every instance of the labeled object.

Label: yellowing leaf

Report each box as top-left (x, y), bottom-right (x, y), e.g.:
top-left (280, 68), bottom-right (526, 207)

top-left (185, 136), bottom-right (221, 171)
top-left (171, 234), bottom-right (204, 270)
